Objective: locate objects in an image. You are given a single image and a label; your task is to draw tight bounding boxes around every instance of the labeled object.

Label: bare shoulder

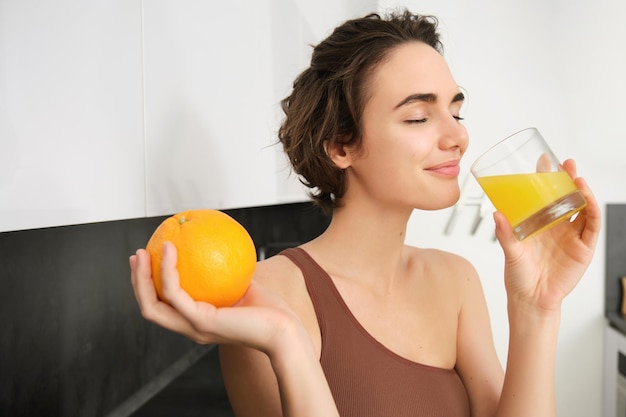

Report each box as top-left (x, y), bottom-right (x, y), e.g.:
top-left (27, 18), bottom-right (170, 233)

top-left (253, 251), bottom-right (308, 301)
top-left (406, 245), bottom-right (478, 278)
top-left (404, 245), bottom-right (483, 307)
top-left (253, 251), bottom-right (319, 341)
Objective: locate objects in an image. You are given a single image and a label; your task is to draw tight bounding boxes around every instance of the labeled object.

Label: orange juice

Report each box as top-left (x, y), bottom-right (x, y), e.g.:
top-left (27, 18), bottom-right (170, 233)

top-left (476, 171), bottom-right (578, 227)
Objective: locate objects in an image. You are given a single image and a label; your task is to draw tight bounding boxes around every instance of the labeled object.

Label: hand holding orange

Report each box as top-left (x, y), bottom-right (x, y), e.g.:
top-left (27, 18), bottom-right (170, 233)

top-left (146, 209), bottom-right (257, 307)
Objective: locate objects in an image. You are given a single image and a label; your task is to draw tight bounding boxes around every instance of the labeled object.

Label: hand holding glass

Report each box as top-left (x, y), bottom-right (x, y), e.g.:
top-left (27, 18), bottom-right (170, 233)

top-left (470, 128), bottom-right (587, 240)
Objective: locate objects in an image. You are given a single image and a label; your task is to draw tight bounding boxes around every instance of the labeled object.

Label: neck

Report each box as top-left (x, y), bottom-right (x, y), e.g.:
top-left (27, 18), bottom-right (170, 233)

top-left (332, 202), bottom-right (411, 247)
top-left (304, 200), bottom-right (414, 291)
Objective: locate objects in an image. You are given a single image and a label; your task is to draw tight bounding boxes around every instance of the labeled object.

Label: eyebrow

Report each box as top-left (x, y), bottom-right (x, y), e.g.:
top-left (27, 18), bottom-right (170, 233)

top-left (394, 91), bottom-right (465, 109)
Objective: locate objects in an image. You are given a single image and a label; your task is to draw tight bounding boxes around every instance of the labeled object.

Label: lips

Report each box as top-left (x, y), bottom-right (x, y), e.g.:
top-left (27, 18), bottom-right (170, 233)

top-left (424, 160), bottom-right (461, 177)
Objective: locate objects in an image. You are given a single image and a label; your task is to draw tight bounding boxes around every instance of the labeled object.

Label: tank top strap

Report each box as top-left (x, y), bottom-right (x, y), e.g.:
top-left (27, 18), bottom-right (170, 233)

top-left (279, 247), bottom-right (345, 333)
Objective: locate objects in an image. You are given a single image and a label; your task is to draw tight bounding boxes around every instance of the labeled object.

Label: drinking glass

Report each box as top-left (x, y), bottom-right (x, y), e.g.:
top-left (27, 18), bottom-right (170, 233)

top-left (470, 127), bottom-right (587, 240)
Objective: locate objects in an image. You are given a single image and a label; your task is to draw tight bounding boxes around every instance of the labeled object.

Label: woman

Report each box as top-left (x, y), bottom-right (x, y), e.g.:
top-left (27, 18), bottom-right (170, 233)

top-left (130, 9), bottom-right (600, 417)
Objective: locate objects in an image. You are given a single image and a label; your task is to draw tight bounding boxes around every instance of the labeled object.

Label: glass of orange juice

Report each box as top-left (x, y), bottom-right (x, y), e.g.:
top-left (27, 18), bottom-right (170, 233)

top-left (470, 127), bottom-right (587, 240)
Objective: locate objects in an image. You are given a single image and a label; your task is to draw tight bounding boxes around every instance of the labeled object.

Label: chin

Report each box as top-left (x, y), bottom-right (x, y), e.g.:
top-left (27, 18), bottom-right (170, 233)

top-left (442, 187), bottom-right (461, 207)
top-left (422, 190), bottom-right (460, 211)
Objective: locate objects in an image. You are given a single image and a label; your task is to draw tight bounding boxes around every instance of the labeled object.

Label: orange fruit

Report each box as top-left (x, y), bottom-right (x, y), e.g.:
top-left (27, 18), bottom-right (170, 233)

top-left (146, 209), bottom-right (256, 307)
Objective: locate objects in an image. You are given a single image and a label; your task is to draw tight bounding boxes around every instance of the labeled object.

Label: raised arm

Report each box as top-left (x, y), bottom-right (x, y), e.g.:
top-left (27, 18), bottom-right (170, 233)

top-left (493, 159), bottom-right (601, 417)
top-left (130, 242), bottom-right (339, 417)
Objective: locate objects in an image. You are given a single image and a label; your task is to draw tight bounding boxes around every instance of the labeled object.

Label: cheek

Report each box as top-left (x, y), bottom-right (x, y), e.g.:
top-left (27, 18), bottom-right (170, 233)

top-left (406, 140), bottom-right (432, 162)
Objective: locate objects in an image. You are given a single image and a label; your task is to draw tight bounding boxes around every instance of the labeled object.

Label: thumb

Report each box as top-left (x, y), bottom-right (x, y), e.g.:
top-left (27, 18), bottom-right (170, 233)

top-left (160, 242), bottom-right (182, 297)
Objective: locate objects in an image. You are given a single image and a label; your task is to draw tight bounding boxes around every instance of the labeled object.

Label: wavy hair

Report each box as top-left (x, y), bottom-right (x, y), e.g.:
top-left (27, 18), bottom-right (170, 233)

top-left (278, 9), bottom-right (442, 213)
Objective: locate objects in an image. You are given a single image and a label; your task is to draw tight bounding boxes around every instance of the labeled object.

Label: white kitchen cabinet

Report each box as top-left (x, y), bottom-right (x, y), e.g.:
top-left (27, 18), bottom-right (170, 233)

top-left (0, 1), bottom-right (145, 232)
top-left (0, 0), bottom-right (380, 232)
top-left (141, 0), bottom-right (379, 215)
top-left (142, 0), bottom-right (307, 216)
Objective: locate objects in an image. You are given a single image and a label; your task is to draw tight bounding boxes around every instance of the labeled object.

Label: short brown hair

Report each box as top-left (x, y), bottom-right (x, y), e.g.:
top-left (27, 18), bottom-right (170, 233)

top-left (278, 9), bottom-right (442, 213)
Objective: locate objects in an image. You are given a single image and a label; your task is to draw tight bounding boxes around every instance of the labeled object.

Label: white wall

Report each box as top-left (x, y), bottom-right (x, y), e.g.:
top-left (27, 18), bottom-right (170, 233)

top-left (379, 0), bottom-right (626, 416)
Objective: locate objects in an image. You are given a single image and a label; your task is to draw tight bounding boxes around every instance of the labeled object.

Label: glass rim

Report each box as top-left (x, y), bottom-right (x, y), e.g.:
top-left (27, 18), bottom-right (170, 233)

top-left (470, 127), bottom-right (540, 175)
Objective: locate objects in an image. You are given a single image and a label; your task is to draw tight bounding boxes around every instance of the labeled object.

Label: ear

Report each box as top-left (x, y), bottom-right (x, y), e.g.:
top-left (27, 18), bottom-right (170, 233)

top-left (324, 140), bottom-right (353, 169)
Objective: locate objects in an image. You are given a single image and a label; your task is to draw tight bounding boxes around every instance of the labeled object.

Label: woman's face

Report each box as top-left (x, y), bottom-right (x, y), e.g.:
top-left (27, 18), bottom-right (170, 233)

top-left (346, 41), bottom-right (469, 211)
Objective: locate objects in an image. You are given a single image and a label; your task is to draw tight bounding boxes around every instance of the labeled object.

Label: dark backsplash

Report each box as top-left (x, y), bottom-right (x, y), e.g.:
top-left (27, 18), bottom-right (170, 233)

top-left (0, 202), bottom-right (330, 417)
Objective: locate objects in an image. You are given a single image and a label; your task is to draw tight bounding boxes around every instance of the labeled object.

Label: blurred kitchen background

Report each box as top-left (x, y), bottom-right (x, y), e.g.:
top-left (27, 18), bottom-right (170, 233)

top-left (1, 0), bottom-right (625, 416)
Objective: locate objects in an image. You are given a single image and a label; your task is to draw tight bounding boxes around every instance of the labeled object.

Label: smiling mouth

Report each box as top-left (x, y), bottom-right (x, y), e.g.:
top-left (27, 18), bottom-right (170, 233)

top-left (425, 161), bottom-right (461, 177)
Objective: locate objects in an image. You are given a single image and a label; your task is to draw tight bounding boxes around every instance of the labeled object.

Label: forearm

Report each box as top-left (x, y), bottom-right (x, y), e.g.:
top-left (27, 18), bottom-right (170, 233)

top-left (497, 301), bottom-right (561, 417)
top-left (268, 325), bottom-right (339, 417)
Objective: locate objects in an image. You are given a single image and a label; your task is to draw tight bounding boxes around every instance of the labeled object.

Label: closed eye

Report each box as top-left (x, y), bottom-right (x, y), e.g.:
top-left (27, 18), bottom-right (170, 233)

top-left (406, 118), bottom-right (427, 124)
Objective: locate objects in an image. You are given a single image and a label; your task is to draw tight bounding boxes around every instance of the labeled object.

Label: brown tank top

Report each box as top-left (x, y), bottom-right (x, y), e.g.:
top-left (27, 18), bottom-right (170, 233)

top-left (281, 247), bottom-right (470, 417)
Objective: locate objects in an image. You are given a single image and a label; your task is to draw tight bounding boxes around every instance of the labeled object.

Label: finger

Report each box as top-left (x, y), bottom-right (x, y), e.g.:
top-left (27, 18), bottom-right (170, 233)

top-left (493, 211), bottom-right (520, 258)
top-left (159, 242), bottom-right (192, 307)
top-left (131, 246), bottom-right (206, 340)
top-left (131, 249), bottom-right (157, 306)
top-left (562, 159), bottom-right (600, 233)
top-left (536, 153), bottom-right (552, 173)
top-left (572, 176), bottom-right (601, 247)
top-left (158, 242), bottom-right (220, 334)
top-left (129, 254), bottom-right (142, 307)
top-left (561, 158), bottom-right (577, 180)
top-left (560, 158), bottom-right (600, 242)
top-left (129, 254), bottom-right (138, 286)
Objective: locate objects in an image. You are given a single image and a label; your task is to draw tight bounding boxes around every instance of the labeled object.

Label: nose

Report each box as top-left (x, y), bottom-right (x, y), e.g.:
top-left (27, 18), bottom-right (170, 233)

top-left (439, 116), bottom-right (469, 154)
